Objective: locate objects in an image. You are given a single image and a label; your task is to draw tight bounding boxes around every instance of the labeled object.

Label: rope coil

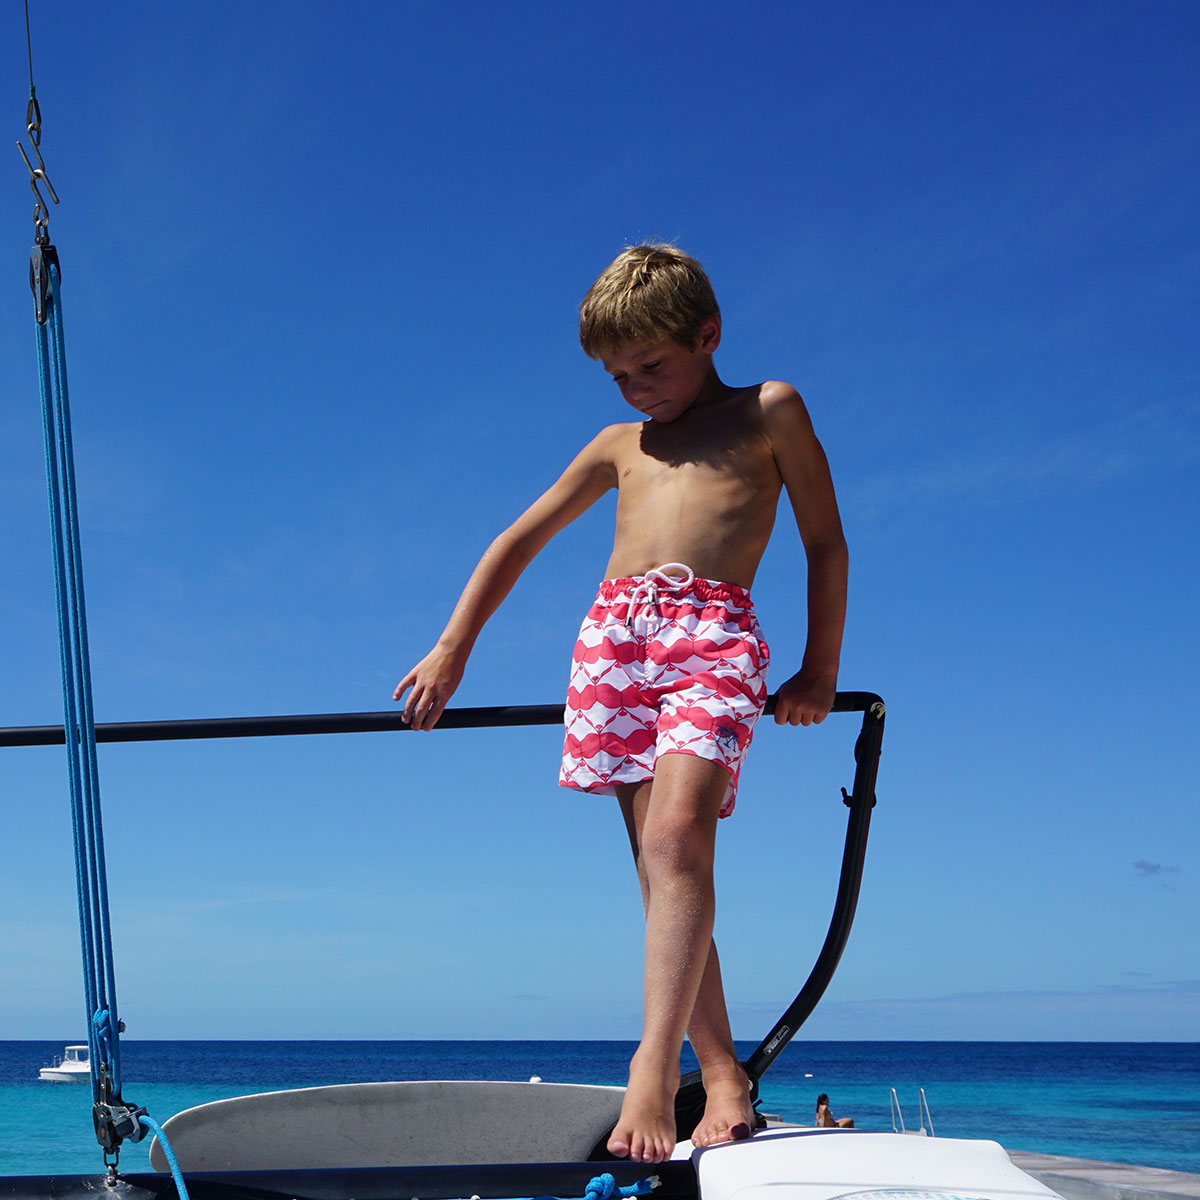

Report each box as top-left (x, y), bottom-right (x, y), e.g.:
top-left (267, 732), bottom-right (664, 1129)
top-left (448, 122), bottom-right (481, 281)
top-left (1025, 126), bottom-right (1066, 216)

top-left (529, 1173), bottom-right (660, 1200)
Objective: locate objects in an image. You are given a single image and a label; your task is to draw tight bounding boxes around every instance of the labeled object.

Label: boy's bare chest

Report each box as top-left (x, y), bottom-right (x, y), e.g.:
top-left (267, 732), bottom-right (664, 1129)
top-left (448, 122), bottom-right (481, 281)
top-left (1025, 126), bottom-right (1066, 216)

top-left (612, 411), bottom-right (779, 502)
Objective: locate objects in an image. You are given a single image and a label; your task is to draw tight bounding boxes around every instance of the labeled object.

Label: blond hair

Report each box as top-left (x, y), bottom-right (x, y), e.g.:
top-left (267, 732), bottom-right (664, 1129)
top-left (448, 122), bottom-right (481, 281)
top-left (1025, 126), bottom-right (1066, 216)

top-left (579, 243), bottom-right (720, 359)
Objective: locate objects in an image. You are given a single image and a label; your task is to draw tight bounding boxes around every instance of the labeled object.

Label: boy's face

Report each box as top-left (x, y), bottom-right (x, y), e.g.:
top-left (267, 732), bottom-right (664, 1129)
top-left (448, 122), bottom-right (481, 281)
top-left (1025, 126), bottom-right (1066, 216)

top-left (600, 320), bottom-right (720, 423)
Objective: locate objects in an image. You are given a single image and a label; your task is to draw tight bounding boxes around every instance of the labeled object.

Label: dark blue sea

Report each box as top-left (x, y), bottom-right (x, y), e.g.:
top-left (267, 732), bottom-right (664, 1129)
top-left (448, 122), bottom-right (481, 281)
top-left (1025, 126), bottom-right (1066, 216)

top-left (2, 1040), bottom-right (1198, 1177)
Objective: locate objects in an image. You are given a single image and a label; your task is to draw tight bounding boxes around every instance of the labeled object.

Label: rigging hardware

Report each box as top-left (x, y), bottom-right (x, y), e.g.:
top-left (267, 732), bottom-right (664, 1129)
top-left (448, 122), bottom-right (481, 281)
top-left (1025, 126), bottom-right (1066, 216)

top-left (18, 0), bottom-right (61, 322)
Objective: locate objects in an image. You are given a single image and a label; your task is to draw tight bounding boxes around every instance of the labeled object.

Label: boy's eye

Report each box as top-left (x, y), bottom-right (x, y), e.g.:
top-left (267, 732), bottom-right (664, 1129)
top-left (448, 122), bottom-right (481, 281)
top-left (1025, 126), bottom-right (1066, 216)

top-left (611, 372), bottom-right (627, 383)
top-left (643, 361), bottom-right (661, 372)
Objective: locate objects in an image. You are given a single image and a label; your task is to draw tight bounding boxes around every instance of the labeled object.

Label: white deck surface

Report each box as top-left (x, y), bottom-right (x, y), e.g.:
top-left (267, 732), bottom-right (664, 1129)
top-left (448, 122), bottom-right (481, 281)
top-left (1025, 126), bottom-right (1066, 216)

top-left (691, 1128), bottom-right (1062, 1200)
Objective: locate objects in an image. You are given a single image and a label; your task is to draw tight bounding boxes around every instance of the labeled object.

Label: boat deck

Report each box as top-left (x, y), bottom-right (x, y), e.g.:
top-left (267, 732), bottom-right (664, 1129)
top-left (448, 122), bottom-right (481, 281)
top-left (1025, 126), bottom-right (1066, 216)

top-left (1009, 1150), bottom-right (1200, 1200)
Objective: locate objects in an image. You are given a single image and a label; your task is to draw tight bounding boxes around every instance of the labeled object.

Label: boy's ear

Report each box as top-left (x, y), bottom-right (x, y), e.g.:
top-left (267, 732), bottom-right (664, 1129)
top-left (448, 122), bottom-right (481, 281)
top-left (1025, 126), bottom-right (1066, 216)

top-left (696, 316), bottom-right (722, 354)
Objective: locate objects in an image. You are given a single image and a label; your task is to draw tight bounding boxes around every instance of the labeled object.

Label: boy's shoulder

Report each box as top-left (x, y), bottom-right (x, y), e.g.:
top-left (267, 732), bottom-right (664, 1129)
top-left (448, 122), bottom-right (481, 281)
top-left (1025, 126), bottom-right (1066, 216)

top-left (711, 381), bottom-right (813, 446)
top-left (703, 379), bottom-right (807, 417)
top-left (755, 380), bottom-right (816, 439)
top-left (588, 419), bottom-right (645, 449)
top-left (755, 379), bottom-right (806, 413)
top-left (569, 420), bottom-right (643, 472)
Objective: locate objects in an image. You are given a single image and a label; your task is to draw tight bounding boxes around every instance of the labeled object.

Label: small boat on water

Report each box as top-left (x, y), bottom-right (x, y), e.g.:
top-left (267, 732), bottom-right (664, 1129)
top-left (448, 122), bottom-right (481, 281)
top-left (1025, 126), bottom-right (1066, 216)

top-left (38, 1044), bottom-right (90, 1083)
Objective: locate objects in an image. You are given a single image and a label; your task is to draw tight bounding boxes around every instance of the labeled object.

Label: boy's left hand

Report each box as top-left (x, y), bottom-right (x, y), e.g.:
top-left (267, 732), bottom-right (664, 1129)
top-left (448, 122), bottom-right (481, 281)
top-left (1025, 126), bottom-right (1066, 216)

top-left (773, 667), bottom-right (837, 726)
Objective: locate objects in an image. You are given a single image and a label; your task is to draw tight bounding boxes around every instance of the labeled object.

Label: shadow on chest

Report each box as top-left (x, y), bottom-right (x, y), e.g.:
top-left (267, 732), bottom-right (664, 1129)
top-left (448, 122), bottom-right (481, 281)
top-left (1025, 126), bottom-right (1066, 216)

top-left (638, 406), bottom-right (765, 474)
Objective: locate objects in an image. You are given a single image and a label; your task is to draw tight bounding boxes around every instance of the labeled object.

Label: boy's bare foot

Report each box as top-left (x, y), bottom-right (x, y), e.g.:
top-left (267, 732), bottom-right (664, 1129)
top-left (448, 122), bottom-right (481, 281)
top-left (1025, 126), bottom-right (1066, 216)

top-left (690, 1067), bottom-right (757, 1148)
top-left (607, 1054), bottom-right (680, 1163)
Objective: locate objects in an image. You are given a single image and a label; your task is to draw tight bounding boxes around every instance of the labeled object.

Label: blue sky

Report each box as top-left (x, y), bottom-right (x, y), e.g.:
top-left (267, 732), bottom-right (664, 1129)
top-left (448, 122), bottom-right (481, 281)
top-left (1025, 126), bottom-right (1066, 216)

top-left (1, 1), bottom-right (1196, 1043)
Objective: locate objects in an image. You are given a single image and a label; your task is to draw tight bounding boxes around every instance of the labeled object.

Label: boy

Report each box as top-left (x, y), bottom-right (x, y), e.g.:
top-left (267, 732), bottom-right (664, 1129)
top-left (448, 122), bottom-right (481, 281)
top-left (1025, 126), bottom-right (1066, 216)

top-left (395, 244), bottom-right (847, 1163)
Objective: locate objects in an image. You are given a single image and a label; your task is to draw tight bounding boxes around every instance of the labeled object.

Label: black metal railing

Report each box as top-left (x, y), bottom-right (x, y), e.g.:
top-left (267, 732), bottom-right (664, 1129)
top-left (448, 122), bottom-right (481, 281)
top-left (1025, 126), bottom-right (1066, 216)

top-left (2, 692), bottom-right (882, 749)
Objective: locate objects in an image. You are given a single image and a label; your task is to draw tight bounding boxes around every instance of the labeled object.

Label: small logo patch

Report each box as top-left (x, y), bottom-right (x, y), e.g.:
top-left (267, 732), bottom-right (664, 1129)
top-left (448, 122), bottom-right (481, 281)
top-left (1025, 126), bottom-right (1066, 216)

top-left (713, 721), bottom-right (739, 750)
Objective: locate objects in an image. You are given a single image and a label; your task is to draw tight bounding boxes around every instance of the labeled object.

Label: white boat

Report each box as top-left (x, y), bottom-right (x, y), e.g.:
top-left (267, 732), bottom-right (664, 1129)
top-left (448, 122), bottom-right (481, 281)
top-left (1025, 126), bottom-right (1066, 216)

top-left (38, 1043), bottom-right (91, 1082)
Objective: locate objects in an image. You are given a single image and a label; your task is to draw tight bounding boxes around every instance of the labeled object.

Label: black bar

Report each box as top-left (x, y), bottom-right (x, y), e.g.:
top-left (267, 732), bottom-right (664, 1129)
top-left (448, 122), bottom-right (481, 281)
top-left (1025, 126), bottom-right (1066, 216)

top-left (0, 1160), bottom-right (699, 1200)
top-left (0, 692), bottom-right (881, 748)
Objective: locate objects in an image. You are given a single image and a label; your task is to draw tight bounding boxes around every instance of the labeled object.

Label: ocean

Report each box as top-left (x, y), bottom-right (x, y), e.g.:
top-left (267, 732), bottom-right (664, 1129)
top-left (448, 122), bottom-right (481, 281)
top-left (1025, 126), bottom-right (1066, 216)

top-left (2, 1040), bottom-right (1197, 1178)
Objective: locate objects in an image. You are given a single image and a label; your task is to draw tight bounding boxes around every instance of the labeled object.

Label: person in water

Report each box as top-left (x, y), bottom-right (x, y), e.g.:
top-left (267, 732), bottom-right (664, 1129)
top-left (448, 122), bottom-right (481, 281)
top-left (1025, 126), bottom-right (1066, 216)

top-left (816, 1093), bottom-right (855, 1127)
top-left (395, 243), bottom-right (848, 1163)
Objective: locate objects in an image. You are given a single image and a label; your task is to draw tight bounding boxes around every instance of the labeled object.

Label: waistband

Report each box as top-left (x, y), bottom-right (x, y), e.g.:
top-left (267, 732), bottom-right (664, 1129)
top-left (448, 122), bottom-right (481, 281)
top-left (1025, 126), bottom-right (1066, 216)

top-left (597, 564), bottom-right (754, 609)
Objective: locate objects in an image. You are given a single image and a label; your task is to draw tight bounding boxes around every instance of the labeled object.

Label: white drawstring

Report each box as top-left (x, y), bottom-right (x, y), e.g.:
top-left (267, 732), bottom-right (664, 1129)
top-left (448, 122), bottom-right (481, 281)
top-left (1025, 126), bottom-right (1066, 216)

top-left (624, 563), bottom-right (695, 628)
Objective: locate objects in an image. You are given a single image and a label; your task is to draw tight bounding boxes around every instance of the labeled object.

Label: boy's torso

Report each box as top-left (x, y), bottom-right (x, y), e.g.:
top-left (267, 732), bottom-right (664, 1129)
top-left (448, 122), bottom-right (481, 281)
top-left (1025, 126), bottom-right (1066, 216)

top-left (602, 382), bottom-right (782, 588)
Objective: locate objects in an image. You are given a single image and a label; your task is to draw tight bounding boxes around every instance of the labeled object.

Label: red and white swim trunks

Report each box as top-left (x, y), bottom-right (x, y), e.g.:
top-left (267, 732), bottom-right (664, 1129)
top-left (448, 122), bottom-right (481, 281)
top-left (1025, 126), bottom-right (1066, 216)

top-left (559, 563), bottom-right (770, 817)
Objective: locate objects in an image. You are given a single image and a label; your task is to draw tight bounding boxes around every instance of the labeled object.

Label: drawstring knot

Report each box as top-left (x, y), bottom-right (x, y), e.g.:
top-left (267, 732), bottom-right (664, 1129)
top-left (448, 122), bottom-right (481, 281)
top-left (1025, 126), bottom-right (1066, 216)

top-left (624, 563), bottom-right (694, 628)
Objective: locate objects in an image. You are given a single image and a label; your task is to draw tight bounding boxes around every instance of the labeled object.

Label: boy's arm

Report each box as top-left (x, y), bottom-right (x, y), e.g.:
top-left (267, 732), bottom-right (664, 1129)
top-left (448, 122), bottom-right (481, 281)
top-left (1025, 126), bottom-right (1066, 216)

top-left (762, 384), bottom-right (849, 727)
top-left (394, 429), bottom-right (620, 729)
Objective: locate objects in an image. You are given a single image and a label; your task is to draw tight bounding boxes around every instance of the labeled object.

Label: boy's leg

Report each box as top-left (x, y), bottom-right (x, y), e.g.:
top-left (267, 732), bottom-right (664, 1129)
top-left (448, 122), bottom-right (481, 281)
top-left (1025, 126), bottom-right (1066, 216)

top-left (609, 753), bottom-right (739, 1162)
top-left (684, 943), bottom-right (757, 1146)
top-left (617, 786), bottom-right (756, 1148)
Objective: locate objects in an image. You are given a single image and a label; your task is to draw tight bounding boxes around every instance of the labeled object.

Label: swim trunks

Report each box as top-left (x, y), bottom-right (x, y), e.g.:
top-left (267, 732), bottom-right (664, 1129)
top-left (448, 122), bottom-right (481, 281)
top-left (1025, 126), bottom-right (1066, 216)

top-left (560, 563), bottom-right (770, 817)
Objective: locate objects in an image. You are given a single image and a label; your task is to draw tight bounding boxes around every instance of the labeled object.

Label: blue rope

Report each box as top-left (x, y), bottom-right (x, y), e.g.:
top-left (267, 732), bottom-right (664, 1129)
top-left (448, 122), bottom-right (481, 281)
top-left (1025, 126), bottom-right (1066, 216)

top-left (529, 1174), bottom-right (660, 1200)
top-left (35, 258), bottom-right (124, 1114)
top-left (441, 1173), bottom-right (660, 1200)
top-left (138, 1115), bottom-right (191, 1200)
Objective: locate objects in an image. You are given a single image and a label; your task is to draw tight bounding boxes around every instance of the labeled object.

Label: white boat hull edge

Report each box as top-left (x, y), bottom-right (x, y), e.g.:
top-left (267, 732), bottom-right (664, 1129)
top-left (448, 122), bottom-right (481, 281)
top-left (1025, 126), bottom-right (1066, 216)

top-left (37, 1067), bottom-right (90, 1082)
top-left (690, 1129), bottom-right (1065, 1200)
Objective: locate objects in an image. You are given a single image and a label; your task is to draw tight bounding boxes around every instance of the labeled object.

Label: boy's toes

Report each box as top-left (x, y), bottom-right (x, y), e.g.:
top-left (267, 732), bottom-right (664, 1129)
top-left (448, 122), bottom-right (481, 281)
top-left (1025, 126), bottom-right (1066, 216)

top-left (644, 1132), bottom-right (669, 1163)
top-left (695, 1120), bottom-right (727, 1147)
top-left (624, 1128), bottom-right (671, 1163)
top-left (606, 1128), bottom-right (631, 1159)
top-left (692, 1115), bottom-right (753, 1148)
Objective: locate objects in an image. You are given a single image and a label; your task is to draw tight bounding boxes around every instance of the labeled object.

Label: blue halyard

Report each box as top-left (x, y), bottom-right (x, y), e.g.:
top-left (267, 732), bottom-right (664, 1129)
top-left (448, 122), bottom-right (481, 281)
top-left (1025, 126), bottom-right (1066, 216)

top-left (25, 60), bottom-right (190, 1188)
top-left (34, 252), bottom-right (121, 1111)
top-left (33, 245), bottom-right (190, 1200)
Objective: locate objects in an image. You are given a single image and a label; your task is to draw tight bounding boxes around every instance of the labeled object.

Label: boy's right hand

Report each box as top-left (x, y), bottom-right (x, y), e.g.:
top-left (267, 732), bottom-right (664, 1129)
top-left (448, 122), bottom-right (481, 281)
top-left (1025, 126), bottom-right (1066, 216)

top-left (393, 647), bottom-right (465, 731)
